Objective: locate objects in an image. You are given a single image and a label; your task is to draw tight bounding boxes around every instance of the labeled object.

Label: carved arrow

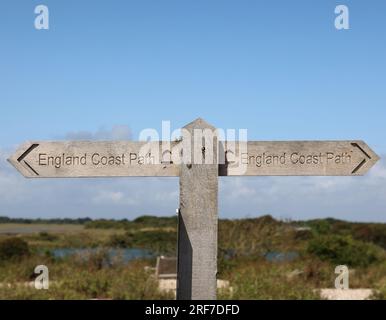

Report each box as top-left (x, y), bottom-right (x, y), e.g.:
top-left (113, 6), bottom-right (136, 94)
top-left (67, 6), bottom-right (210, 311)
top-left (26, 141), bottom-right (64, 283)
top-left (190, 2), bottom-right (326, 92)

top-left (7, 139), bottom-right (380, 178)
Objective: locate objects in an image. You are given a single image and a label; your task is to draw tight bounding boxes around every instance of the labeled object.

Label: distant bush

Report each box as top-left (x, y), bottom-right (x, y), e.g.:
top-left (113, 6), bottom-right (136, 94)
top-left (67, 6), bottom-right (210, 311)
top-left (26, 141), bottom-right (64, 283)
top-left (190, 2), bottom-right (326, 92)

top-left (75, 249), bottom-right (112, 271)
top-left (85, 219), bottom-right (130, 230)
top-left (309, 220), bottom-right (332, 235)
top-left (294, 229), bottom-right (313, 240)
top-left (0, 238), bottom-right (30, 261)
top-left (307, 235), bottom-right (384, 268)
top-left (352, 225), bottom-right (386, 250)
top-left (38, 232), bottom-right (58, 241)
top-left (85, 216), bottom-right (177, 230)
top-left (108, 230), bottom-right (176, 254)
top-left (0, 216), bottom-right (91, 225)
top-left (303, 218), bottom-right (386, 250)
top-left (133, 215), bottom-right (177, 228)
top-left (218, 215), bottom-right (287, 256)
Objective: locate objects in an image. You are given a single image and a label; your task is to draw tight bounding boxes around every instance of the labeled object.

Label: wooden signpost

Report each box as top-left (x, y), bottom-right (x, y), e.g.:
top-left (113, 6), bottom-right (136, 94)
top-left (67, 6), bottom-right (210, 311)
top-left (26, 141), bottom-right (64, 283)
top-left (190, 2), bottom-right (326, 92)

top-left (8, 118), bottom-right (380, 300)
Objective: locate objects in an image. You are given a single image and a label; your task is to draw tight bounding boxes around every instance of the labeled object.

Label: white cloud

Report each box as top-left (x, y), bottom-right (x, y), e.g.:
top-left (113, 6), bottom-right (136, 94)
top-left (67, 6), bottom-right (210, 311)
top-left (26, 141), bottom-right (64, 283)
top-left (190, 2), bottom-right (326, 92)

top-left (91, 190), bottom-right (137, 205)
top-left (219, 157), bottom-right (386, 222)
top-left (369, 161), bottom-right (386, 179)
top-left (224, 178), bottom-right (257, 199)
top-left (63, 125), bottom-right (132, 141)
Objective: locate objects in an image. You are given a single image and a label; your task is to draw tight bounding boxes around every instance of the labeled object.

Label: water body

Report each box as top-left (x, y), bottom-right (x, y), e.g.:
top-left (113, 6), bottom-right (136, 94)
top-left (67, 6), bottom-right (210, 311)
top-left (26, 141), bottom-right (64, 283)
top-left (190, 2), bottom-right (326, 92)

top-left (223, 249), bottom-right (299, 262)
top-left (264, 251), bottom-right (299, 262)
top-left (51, 248), bottom-right (298, 263)
top-left (50, 248), bottom-right (154, 263)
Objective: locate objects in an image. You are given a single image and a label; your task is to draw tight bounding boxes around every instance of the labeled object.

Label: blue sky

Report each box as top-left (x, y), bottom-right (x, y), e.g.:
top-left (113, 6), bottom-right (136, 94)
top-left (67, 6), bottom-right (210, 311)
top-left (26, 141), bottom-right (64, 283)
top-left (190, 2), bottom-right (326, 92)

top-left (0, 1), bottom-right (385, 221)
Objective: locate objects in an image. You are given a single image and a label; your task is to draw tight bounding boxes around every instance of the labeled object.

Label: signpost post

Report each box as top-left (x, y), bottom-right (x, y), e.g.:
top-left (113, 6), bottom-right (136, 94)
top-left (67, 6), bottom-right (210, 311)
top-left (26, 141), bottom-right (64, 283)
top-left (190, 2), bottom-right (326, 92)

top-left (8, 118), bottom-right (380, 300)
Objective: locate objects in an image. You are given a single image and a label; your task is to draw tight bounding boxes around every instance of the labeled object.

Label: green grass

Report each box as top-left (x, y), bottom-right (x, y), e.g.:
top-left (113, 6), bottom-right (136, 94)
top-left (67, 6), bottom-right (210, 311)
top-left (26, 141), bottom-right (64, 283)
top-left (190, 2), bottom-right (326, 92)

top-left (0, 256), bottom-right (173, 300)
top-left (0, 215), bottom-right (386, 300)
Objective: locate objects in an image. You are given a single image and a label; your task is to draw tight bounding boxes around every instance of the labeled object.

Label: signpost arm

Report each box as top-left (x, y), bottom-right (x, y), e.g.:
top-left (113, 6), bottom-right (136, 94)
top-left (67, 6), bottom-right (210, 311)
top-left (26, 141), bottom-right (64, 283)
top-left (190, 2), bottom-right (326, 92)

top-left (177, 118), bottom-right (218, 300)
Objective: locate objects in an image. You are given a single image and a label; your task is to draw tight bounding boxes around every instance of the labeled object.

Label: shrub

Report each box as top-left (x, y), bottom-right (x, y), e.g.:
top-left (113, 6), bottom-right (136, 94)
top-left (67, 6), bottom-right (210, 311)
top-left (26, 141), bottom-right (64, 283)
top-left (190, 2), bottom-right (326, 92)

top-left (0, 238), bottom-right (30, 261)
top-left (133, 215), bottom-right (177, 228)
top-left (310, 220), bottom-right (332, 235)
top-left (38, 232), bottom-right (58, 241)
top-left (222, 262), bottom-right (320, 300)
top-left (353, 225), bottom-right (386, 250)
top-left (307, 235), bottom-right (384, 268)
top-left (108, 230), bottom-right (176, 254)
top-left (85, 219), bottom-right (130, 230)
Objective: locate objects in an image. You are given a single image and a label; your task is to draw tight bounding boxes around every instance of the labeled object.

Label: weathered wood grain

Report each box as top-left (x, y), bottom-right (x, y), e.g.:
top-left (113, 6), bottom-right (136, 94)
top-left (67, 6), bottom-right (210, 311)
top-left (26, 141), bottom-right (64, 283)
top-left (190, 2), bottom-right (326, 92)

top-left (8, 140), bottom-right (379, 178)
top-left (220, 140), bottom-right (380, 176)
top-left (177, 118), bottom-right (218, 300)
top-left (8, 141), bottom-right (181, 178)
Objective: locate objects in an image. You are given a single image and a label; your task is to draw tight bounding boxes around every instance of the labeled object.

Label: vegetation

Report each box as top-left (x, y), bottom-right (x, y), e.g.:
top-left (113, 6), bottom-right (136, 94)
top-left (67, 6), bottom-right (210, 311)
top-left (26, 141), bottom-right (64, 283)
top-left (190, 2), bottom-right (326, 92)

top-left (0, 255), bottom-right (173, 300)
top-left (84, 215), bottom-right (177, 230)
top-left (0, 215), bottom-right (386, 299)
top-left (298, 218), bottom-right (386, 249)
top-left (0, 238), bottom-right (30, 261)
top-left (307, 235), bottom-right (384, 268)
top-left (0, 216), bottom-right (92, 225)
top-left (108, 230), bottom-right (177, 255)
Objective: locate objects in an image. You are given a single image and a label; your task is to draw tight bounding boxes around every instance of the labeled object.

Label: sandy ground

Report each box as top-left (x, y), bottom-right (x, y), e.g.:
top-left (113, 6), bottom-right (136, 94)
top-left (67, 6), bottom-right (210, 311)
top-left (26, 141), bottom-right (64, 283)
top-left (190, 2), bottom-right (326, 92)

top-left (0, 281), bottom-right (375, 300)
top-left (0, 224), bottom-right (84, 235)
top-left (158, 279), bottom-right (230, 297)
top-left (319, 289), bottom-right (373, 300)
